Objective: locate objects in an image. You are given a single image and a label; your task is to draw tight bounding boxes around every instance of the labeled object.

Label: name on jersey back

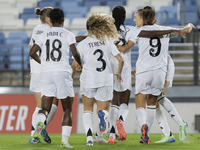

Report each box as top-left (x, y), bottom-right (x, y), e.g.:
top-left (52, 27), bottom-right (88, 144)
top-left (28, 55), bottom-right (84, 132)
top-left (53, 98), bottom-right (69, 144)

top-left (47, 31), bottom-right (63, 37)
top-left (88, 41), bottom-right (105, 48)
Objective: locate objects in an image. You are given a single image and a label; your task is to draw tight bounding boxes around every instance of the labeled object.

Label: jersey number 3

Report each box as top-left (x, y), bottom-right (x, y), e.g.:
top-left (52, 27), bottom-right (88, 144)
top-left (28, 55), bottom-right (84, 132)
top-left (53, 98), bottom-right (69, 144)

top-left (149, 37), bottom-right (161, 57)
top-left (93, 49), bottom-right (106, 72)
top-left (45, 39), bottom-right (62, 62)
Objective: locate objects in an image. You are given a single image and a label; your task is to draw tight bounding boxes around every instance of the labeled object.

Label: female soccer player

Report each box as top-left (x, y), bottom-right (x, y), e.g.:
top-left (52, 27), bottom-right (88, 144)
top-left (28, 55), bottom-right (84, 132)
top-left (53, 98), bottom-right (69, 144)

top-left (29, 8), bottom-right (82, 148)
top-left (29, 7), bottom-right (58, 144)
top-left (132, 6), bottom-right (195, 144)
top-left (133, 7), bottom-right (195, 143)
top-left (108, 5), bottom-right (185, 144)
top-left (76, 12), bottom-right (124, 146)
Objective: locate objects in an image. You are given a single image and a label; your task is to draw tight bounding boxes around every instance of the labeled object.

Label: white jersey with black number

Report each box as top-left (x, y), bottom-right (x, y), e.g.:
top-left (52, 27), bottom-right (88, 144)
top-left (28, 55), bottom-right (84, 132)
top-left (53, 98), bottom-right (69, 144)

top-left (35, 27), bottom-right (76, 73)
top-left (136, 24), bottom-right (175, 74)
top-left (29, 24), bottom-right (50, 73)
top-left (77, 36), bottom-right (120, 88)
top-left (110, 25), bottom-right (141, 69)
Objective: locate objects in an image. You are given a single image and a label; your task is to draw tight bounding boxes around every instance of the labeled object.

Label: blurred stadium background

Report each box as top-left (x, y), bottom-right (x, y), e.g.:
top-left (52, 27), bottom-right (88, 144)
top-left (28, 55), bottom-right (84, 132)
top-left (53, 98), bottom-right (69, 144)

top-left (0, 0), bottom-right (199, 134)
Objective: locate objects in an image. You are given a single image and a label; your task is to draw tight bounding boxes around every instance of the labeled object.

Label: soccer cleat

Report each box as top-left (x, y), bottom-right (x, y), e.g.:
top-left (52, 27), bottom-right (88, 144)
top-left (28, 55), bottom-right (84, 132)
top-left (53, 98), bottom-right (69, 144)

top-left (32, 122), bottom-right (43, 144)
top-left (60, 142), bottom-right (73, 148)
top-left (116, 134), bottom-right (121, 141)
top-left (155, 135), bottom-right (175, 143)
top-left (141, 124), bottom-right (150, 145)
top-left (106, 131), bottom-right (121, 141)
top-left (108, 136), bottom-right (116, 144)
top-left (179, 122), bottom-right (188, 141)
top-left (139, 136), bottom-right (143, 143)
top-left (29, 136), bottom-right (42, 143)
top-left (41, 128), bottom-right (51, 143)
top-left (116, 120), bottom-right (126, 141)
top-left (93, 136), bottom-right (108, 143)
top-left (98, 110), bottom-right (106, 132)
top-left (86, 140), bottom-right (93, 146)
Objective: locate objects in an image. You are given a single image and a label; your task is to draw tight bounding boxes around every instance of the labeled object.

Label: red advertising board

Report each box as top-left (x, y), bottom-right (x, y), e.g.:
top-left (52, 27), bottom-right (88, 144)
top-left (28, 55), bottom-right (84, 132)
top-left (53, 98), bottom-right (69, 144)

top-left (0, 94), bottom-right (78, 133)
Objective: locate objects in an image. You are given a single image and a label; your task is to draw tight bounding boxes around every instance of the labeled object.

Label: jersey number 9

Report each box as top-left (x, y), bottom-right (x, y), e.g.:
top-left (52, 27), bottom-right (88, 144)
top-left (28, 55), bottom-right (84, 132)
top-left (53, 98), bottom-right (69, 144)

top-left (149, 37), bottom-right (161, 57)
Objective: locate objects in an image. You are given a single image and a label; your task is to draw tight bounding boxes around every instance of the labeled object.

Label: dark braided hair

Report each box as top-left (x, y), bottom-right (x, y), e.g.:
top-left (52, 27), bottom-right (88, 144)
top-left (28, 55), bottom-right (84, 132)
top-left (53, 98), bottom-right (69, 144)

top-left (50, 8), bottom-right (64, 25)
top-left (112, 5), bottom-right (126, 31)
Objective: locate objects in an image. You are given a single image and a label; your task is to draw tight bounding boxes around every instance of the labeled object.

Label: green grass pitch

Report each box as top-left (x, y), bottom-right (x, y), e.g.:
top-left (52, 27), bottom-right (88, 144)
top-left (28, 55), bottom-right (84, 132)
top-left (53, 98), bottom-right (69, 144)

top-left (0, 133), bottom-right (200, 150)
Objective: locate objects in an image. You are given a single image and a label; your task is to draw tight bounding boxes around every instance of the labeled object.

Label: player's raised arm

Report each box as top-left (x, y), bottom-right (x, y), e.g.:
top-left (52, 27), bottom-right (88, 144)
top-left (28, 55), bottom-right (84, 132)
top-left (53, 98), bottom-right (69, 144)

top-left (138, 29), bottom-right (185, 38)
top-left (29, 44), bottom-right (41, 64)
top-left (116, 41), bottom-right (135, 53)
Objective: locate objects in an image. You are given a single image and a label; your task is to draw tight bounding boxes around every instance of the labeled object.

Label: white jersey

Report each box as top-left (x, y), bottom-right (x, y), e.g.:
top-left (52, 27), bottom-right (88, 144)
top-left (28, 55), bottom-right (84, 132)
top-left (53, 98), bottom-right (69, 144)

top-left (77, 36), bottom-right (120, 88)
top-left (35, 27), bottom-right (76, 73)
top-left (110, 25), bottom-right (141, 69)
top-left (29, 23), bottom-right (50, 73)
top-left (136, 24), bottom-right (175, 74)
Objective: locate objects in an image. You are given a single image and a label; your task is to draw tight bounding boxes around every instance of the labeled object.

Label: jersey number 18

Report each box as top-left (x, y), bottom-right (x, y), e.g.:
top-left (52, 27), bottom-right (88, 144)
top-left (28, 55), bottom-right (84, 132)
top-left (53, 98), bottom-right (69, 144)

top-left (45, 39), bottom-right (62, 62)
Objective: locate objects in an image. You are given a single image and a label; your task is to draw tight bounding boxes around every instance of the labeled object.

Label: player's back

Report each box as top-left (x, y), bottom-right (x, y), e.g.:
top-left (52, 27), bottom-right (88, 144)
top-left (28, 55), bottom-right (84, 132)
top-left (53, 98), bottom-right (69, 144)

top-left (77, 36), bottom-right (118, 88)
top-left (136, 24), bottom-right (172, 74)
top-left (29, 24), bottom-right (51, 73)
top-left (39, 27), bottom-right (75, 73)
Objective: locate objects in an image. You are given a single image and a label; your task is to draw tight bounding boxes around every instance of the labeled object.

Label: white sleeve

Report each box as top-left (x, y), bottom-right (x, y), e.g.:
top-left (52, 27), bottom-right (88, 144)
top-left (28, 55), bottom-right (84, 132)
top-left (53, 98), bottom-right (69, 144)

top-left (129, 26), bottom-right (141, 43)
top-left (67, 31), bottom-right (76, 45)
top-left (110, 42), bottom-right (120, 56)
top-left (29, 29), bottom-right (35, 46)
top-left (76, 42), bottom-right (83, 58)
top-left (29, 37), bottom-right (33, 46)
top-left (34, 33), bottom-right (44, 48)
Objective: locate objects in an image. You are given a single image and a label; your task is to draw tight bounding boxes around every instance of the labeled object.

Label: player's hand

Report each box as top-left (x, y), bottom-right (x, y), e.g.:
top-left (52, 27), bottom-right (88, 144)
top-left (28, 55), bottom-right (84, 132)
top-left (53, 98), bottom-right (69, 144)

top-left (76, 65), bottom-right (82, 71)
top-left (186, 23), bottom-right (196, 32)
top-left (173, 30), bottom-right (185, 38)
top-left (114, 72), bottom-right (123, 83)
top-left (131, 69), bottom-right (136, 76)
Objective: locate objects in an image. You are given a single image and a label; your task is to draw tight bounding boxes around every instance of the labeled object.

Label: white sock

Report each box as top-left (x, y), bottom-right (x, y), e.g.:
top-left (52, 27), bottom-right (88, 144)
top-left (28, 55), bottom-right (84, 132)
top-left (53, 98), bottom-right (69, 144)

top-left (87, 136), bottom-right (93, 142)
top-left (45, 104), bottom-right (57, 129)
top-left (109, 105), bottom-right (119, 134)
top-left (119, 103), bottom-right (129, 122)
top-left (62, 126), bottom-right (72, 144)
top-left (156, 106), bottom-right (171, 137)
top-left (146, 105), bottom-right (156, 131)
top-left (36, 113), bottom-right (46, 126)
top-left (102, 110), bottom-right (109, 120)
top-left (158, 96), bottom-right (184, 126)
top-left (31, 107), bottom-right (41, 136)
top-left (83, 111), bottom-right (93, 137)
top-left (136, 107), bottom-right (146, 129)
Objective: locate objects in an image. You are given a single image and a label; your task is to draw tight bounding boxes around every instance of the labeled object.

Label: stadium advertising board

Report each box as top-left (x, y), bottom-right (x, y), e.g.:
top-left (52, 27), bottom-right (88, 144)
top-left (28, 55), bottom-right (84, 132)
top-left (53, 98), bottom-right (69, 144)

top-left (0, 94), bottom-right (78, 133)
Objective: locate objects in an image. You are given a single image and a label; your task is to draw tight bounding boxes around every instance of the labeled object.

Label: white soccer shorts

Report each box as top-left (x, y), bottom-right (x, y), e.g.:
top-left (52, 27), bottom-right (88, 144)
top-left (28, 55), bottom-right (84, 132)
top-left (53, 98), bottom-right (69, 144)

top-left (30, 73), bottom-right (41, 93)
top-left (135, 68), bottom-right (166, 96)
top-left (113, 66), bottom-right (132, 92)
top-left (80, 84), bottom-right (113, 101)
top-left (40, 71), bottom-right (74, 99)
